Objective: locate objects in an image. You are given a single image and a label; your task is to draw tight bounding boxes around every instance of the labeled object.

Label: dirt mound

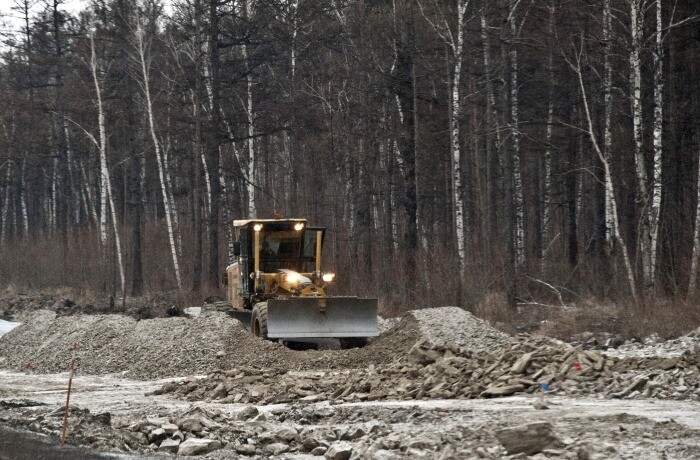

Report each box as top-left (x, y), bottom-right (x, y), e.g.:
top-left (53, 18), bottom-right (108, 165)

top-left (0, 308), bottom-right (426, 378)
top-left (409, 306), bottom-right (515, 353)
top-left (0, 311), bottom-right (256, 378)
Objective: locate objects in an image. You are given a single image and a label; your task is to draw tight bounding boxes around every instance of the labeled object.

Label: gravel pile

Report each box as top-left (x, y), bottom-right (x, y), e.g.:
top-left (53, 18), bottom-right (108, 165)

top-left (604, 327), bottom-right (700, 359)
top-left (160, 332), bottom-right (700, 405)
top-left (0, 309), bottom-right (424, 378)
top-left (409, 306), bottom-right (514, 354)
top-left (0, 311), bottom-right (245, 378)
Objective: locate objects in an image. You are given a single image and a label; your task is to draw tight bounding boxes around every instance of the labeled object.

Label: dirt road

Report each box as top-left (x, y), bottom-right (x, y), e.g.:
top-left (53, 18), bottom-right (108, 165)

top-left (1, 371), bottom-right (699, 458)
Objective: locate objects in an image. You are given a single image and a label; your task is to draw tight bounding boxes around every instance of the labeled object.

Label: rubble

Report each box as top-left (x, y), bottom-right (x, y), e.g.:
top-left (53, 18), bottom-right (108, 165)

top-left (409, 307), bottom-right (515, 354)
top-left (495, 421), bottom-right (560, 455)
top-left (156, 332), bottom-right (700, 404)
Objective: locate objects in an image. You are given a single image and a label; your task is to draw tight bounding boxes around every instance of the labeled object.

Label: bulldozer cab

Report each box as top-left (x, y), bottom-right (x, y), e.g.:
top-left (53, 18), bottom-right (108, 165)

top-left (229, 219), bottom-right (325, 302)
top-left (224, 217), bottom-right (377, 342)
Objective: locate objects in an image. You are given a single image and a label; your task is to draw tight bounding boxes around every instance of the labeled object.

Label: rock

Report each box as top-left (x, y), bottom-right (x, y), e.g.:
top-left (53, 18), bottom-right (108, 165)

top-left (234, 444), bottom-right (257, 455)
top-left (162, 423), bottom-right (179, 435)
top-left (311, 446), bottom-right (328, 455)
top-left (236, 405), bottom-right (259, 420)
top-left (265, 443), bottom-right (290, 455)
top-left (325, 441), bottom-right (354, 460)
top-left (179, 417), bottom-right (204, 433)
top-left (496, 422), bottom-right (560, 455)
top-left (302, 436), bottom-right (321, 451)
top-left (178, 438), bottom-right (222, 456)
top-left (275, 427), bottom-right (299, 442)
top-left (511, 352), bottom-right (533, 374)
top-left (481, 384), bottom-right (525, 397)
top-left (148, 428), bottom-right (166, 443)
top-left (341, 425), bottom-right (366, 441)
top-left (158, 438), bottom-right (181, 453)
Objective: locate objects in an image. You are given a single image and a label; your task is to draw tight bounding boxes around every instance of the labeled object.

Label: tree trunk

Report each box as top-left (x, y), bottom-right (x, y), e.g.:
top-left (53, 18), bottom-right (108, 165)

top-left (207, 0), bottom-right (222, 288)
top-left (135, 13), bottom-right (183, 289)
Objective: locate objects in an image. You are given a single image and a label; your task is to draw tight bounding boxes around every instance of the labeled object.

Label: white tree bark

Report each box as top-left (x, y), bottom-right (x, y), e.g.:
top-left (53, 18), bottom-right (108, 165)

top-left (20, 159), bottom-right (29, 236)
top-left (90, 28), bottom-right (125, 299)
top-left (244, 0), bottom-right (256, 219)
top-left (688, 132), bottom-right (700, 298)
top-left (1, 164), bottom-right (11, 242)
top-left (573, 48), bottom-right (638, 301)
top-left (418, 0), bottom-right (469, 273)
top-left (510, 16), bottom-right (525, 269)
top-left (541, 4), bottom-right (555, 268)
top-left (649, 0), bottom-right (664, 283)
top-left (450, 0), bottom-right (468, 273)
top-left (603, 0), bottom-right (615, 246)
top-left (631, 0), bottom-right (653, 286)
top-left (134, 14), bottom-right (182, 289)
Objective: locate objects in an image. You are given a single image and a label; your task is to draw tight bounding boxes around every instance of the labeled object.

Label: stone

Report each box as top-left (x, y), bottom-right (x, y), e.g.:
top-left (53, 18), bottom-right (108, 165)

top-left (178, 438), bottom-right (222, 456)
top-left (148, 428), bottom-right (166, 443)
top-left (158, 438), bottom-right (181, 453)
top-left (275, 427), bottom-right (299, 442)
top-left (511, 353), bottom-right (533, 374)
top-left (302, 436), bottom-right (321, 451)
top-left (311, 446), bottom-right (328, 455)
top-left (162, 423), bottom-right (179, 435)
top-left (235, 444), bottom-right (257, 455)
top-left (496, 422), bottom-right (560, 455)
top-left (341, 425), bottom-right (367, 441)
top-left (325, 441), bottom-right (353, 460)
top-left (265, 443), bottom-right (290, 455)
top-left (179, 417), bottom-right (204, 433)
top-left (481, 384), bottom-right (525, 397)
top-left (236, 405), bottom-right (259, 420)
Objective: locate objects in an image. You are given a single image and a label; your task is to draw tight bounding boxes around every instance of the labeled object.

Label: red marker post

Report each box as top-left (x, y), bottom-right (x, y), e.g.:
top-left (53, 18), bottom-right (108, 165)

top-left (61, 342), bottom-right (78, 447)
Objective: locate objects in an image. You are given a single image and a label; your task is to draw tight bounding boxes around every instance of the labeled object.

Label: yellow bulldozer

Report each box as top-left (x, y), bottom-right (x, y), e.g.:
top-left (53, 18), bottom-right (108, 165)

top-left (219, 217), bottom-right (378, 348)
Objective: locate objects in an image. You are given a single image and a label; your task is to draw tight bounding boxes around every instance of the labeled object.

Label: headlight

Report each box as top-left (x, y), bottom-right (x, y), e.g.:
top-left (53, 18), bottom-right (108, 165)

top-left (286, 273), bottom-right (300, 284)
top-left (253, 223), bottom-right (263, 232)
top-left (322, 273), bottom-right (335, 282)
top-left (294, 222), bottom-right (304, 231)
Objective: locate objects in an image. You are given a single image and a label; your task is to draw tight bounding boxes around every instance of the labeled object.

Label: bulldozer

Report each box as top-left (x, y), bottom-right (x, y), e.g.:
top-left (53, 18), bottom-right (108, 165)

top-left (218, 217), bottom-right (378, 349)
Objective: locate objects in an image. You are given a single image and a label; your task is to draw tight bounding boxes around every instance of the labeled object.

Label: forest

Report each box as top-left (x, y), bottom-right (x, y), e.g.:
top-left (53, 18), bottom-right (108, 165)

top-left (0, 0), bottom-right (699, 313)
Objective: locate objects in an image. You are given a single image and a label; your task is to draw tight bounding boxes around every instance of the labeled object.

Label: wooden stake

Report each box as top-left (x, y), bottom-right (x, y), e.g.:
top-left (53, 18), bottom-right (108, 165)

top-left (60, 342), bottom-right (78, 447)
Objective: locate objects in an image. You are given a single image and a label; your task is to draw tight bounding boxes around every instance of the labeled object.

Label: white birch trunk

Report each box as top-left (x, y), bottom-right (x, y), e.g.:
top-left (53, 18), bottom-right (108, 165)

top-left (688, 136), bottom-right (700, 298)
top-left (575, 52), bottom-right (638, 301)
top-left (244, 0), bottom-right (256, 219)
top-left (91, 29), bottom-right (125, 299)
top-left (450, 0), bottom-right (468, 274)
top-left (1, 164), bottom-right (11, 242)
top-left (135, 17), bottom-right (182, 289)
top-left (649, 0), bottom-right (664, 283)
top-left (603, 0), bottom-right (615, 246)
top-left (510, 18), bottom-right (526, 269)
top-left (201, 153), bottom-right (212, 216)
top-left (631, 0), bottom-right (652, 286)
top-left (162, 146), bottom-right (182, 254)
top-left (541, 4), bottom-right (555, 268)
top-left (80, 160), bottom-right (99, 226)
top-left (51, 157), bottom-right (57, 232)
top-left (20, 159), bottom-right (28, 237)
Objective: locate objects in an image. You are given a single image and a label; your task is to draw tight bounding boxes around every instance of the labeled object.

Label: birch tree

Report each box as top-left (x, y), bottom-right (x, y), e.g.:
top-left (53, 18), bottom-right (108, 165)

top-left (569, 41), bottom-right (638, 302)
top-left (418, 0), bottom-right (470, 274)
top-left (540, 2), bottom-right (555, 269)
top-left (134, 9), bottom-right (183, 289)
top-left (648, 0), bottom-right (664, 285)
top-left (89, 27), bottom-right (125, 302)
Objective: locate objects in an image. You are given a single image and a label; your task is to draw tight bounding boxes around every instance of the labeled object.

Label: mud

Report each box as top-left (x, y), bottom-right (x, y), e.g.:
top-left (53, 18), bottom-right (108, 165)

top-left (1, 371), bottom-right (699, 458)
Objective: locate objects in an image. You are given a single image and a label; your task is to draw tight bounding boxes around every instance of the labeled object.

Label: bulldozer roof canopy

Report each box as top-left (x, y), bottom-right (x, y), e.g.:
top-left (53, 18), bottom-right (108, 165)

top-left (233, 218), bottom-right (307, 227)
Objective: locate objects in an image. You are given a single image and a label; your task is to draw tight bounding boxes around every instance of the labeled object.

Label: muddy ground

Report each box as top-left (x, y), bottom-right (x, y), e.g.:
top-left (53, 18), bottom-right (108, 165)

top-left (0, 295), bottom-right (699, 459)
top-left (1, 371), bottom-right (699, 459)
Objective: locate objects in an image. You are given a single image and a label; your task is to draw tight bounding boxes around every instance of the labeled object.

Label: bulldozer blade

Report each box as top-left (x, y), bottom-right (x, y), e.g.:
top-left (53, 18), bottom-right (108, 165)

top-left (266, 297), bottom-right (378, 339)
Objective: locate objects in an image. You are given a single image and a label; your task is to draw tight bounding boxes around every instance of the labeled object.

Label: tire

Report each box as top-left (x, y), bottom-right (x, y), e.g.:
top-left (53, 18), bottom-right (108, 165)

top-left (251, 302), bottom-right (269, 340)
top-left (339, 337), bottom-right (368, 349)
